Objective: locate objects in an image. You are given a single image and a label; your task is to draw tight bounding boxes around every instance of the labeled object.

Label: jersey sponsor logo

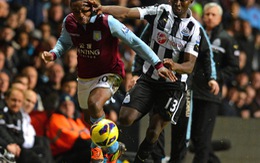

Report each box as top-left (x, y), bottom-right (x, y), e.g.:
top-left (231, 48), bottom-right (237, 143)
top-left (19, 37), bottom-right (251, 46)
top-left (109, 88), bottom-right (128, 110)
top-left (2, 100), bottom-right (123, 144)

top-left (157, 32), bottom-right (167, 44)
top-left (168, 37), bottom-right (185, 50)
top-left (77, 43), bottom-right (100, 58)
top-left (93, 30), bottom-right (102, 41)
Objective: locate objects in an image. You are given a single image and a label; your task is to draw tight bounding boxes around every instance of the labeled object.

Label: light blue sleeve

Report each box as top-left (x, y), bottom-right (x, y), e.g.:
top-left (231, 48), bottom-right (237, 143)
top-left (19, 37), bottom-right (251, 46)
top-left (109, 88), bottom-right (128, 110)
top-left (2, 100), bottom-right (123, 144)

top-left (50, 16), bottom-right (73, 58)
top-left (107, 15), bottom-right (161, 66)
top-left (199, 24), bottom-right (217, 80)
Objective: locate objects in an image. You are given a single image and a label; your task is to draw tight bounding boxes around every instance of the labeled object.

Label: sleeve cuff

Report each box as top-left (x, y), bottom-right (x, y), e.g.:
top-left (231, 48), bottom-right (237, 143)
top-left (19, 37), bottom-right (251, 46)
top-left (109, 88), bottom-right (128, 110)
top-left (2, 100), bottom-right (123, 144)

top-left (154, 61), bottom-right (163, 70)
top-left (50, 52), bottom-right (57, 60)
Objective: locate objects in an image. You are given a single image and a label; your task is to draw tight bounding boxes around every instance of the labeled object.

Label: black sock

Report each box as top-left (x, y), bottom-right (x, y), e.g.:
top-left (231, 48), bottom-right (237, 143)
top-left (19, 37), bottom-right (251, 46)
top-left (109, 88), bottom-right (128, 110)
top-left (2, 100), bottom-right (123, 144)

top-left (134, 138), bottom-right (156, 163)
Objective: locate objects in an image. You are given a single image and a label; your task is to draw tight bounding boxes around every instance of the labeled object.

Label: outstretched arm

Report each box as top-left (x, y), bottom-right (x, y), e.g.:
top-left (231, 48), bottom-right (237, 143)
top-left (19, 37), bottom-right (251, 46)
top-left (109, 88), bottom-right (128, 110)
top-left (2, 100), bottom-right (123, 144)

top-left (42, 16), bottom-right (73, 63)
top-left (108, 15), bottom-right (177, 81)
top-left (163, 53), bottom-right (197, 74)
top-left (89, 0), bottom-right (140, 19)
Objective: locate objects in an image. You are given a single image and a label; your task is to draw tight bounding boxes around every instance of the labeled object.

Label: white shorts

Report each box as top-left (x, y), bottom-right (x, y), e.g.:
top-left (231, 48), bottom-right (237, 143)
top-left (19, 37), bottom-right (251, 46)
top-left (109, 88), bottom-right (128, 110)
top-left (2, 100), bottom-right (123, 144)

top-left (77, 73), bottom-right (122, 109)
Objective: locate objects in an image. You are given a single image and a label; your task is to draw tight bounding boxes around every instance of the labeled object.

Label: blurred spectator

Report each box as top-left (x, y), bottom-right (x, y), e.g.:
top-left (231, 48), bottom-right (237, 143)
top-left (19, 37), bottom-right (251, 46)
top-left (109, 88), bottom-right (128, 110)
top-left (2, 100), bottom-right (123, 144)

top-left (38, 63), bottom-right (64, 112)
top-left (0, 25), bottom-right (16, 44)
top-left (252, 32), bottom-right (260, 71)
top-left (10, 0), bottom-right (46, 27)
top-left (0, 88), bottom-right (47, 163)
top-left (1, 42), bottom-right (19, 79)
top-left (47, 3), bottom-right (64, 38)
top-left (39, 22), bottom-right (52, 42)
top-left (60, 74), bottom-right (79, 110)
top-left (251, 89), bottom-right (260, 118)
top-left (12, 73), bottom-right (29, 90)
top-left (232, 0), bottom-right (260, 32)
top-left (251, 71), bottom-right (260, 90)
top-left (235, 89), bottom-right (248, 116)
top-left (235, 72), bottom-right (249, 90)
top-left (235, 19), bottom-right (255, 74)
top-left (47, 35), bottom-right (57, 49)
top-left (63, 48), bottom-right (77, 77)
top-left (220, 87), bottom-right (240, 116)
top-left (191, 2), bottom-right (203, 23)
top-left (21, 66), bottom-right (45, 111)
top-left (0, 1), bottom-right (9, 26)
top-left (29, 29), bottom-right (42, 50)
top-left (46, 94), bottom-right (91, 163)
top-left (9, 3), bottom-right (27, 31)
top-left (15, 31), bottom-right (35, 70)
top-left (240, 85), bottom-right (257, 119)
top-left (21, 89), bottom-right (53, 163)
top-left (19, 19), bottom-right (35, 34)
top-left (21, 66), bottom-right (38, 90)
top-left (0, 50), bottom-right (12, 77)
top-left (0, 72), bottom-right (10, 109)
top-left (5, 10), bottom-right (19, 32)
top-left (238, 50), bottom-right (247, 71)
top-left (31, 45), bottom-right (53, 86)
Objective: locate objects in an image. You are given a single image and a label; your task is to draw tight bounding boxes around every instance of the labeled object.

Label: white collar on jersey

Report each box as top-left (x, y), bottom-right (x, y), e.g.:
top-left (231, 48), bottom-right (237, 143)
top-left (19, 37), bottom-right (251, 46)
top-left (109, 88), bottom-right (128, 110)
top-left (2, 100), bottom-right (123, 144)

top-left (89, 15), bottom-right (98, 23)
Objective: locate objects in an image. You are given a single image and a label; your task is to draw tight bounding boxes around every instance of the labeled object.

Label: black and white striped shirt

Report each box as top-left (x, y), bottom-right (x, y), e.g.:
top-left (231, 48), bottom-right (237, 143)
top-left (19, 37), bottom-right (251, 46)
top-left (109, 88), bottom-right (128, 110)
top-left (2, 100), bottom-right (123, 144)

top-left (137, 4), bottom-right (201, 83)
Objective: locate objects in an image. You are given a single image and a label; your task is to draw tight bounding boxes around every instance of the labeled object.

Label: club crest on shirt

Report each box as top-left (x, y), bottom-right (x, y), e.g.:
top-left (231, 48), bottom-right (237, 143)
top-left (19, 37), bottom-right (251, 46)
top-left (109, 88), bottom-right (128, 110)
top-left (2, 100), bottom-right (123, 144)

top-left (181, 27), bottom-right (190, 37)
top-left (123, 93), bottom-right (130, 104)
top-left (212, 38), bottom-right (221, 46)
top-left (157, 32), bottom-right (167, 44)
top-left (93, 30), bottom-right (101, 41)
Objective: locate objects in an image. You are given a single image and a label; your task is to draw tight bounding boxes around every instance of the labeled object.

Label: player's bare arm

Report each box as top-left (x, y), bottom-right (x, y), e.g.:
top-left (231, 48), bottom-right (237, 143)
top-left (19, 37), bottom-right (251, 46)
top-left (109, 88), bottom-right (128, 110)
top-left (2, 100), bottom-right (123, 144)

top-left (163, 53), bottom-right (197, 74)
top-left (89, 0), bottom-right (140, 19)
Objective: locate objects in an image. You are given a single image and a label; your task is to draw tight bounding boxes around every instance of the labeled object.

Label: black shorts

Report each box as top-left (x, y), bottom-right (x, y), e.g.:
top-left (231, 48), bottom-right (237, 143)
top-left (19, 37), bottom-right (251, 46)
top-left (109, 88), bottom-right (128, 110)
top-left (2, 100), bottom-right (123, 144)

top-left (122, 75), bottom-right (186, 124)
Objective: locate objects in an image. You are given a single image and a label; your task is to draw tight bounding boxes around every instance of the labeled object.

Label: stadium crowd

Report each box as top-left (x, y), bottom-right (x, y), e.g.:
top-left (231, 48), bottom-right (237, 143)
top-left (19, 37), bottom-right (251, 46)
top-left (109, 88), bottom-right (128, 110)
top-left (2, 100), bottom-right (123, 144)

top-left (0, 0), bottom-right (260, 162)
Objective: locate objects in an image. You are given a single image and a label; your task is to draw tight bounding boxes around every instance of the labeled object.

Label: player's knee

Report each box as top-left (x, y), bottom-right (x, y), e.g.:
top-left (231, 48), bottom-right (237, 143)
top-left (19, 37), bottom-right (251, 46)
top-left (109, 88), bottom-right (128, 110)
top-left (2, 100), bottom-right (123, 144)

top-left (118, 106), bottom-right (141, 126)
top-left (88, 100), bottom-right (102, 112)
top-left (118, 115), bottom-right (134, 127)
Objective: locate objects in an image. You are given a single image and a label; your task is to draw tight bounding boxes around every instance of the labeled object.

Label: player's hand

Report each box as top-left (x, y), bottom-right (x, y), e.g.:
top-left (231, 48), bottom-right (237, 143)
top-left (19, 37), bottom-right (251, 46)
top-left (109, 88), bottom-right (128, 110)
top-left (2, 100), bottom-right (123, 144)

top-left (88, 0), bottom-right (102, 14)
top-left (158, 66), bottom-right (177, 82)
top-left (208, 79), bottom-right (219, 95)
top-left (163, 58), bottom-right (175, 70)
top-left (41, 51), bottom-right (54, 64)
top-left (6, 143), bottom-right (21, 157)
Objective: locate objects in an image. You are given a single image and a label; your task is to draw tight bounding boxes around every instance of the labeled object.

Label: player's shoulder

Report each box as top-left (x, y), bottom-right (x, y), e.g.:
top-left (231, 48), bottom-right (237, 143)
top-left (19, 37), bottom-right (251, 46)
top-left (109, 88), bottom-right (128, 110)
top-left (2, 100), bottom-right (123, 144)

top-left (156, 3), bottom-right (172, 12)
top-left (140, 3), bottom-right (171, 12)
top-left (189, 16), bottom-right (201, 28)
top-left (64, 13), bottom-right (77, 24)
top-left (63, 13), bottom-right (78, 30)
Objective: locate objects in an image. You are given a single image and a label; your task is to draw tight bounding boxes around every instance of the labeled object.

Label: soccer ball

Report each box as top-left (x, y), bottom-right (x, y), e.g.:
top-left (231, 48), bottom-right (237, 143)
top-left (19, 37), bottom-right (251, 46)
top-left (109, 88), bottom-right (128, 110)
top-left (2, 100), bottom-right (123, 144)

top-left (90, 119), bottom-right (119, 147)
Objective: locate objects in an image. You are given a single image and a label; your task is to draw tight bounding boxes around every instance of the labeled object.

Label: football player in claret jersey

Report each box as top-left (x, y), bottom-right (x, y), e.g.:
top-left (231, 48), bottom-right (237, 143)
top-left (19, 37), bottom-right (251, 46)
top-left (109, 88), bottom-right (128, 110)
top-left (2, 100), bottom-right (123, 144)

top-left (41, 0), bottom-right (175, 162)
top-left (90, 0), bottom-right (202, 162)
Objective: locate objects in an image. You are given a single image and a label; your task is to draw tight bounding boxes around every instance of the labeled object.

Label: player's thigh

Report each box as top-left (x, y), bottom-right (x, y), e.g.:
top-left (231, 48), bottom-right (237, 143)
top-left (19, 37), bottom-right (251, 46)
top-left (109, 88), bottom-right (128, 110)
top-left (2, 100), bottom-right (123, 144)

top-left (78, 73), bottom-right (122, 109)
top-left (154, 89), bottom-right (186, 124)
top-left (120, 80), bottom-right (154, 123)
